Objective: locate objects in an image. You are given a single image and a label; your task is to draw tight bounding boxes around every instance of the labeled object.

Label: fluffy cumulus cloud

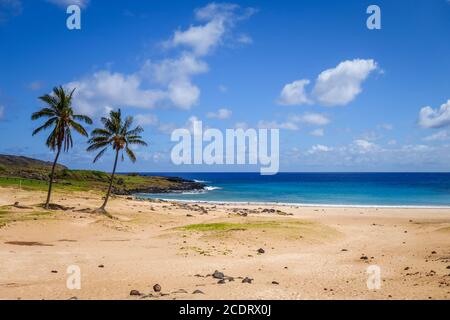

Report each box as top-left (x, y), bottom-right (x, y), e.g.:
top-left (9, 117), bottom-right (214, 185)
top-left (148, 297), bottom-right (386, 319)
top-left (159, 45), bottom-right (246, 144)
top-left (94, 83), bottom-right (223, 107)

top-left (66, 71), bottom-right (167, 116)
top-left (65, 3), bottom-right (255, 116)
top-left (352, 139), bottom-right (379, 153)
top-left (278, 59), bottom-right (378, 107)
top-left (164, 3), bottom-right (256, 56)
top-left (418, 99), bottom-right (450, 129)
top-left (312, 59), bottom-right (378, 106)
top-left (278, 80), bottom-right (310, 106)
top-left (206, 108), bottom-right (232, 119)
top-left (47, 0), bottom-right (89, 8)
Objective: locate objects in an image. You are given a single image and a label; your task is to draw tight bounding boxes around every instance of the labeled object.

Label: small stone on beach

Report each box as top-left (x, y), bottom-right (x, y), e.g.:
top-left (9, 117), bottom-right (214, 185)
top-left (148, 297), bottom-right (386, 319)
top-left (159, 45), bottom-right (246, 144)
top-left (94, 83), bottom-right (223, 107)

top-left (130, 290), bottom-right (141, 296)
top-left (242, 277), bottom-right (253, 284)
top-left (153, 284), bottom-right (161, 292)
top-left (212, 270), bottom-right (225, 280)
top-left (193, 290), bottom-right (204, 294)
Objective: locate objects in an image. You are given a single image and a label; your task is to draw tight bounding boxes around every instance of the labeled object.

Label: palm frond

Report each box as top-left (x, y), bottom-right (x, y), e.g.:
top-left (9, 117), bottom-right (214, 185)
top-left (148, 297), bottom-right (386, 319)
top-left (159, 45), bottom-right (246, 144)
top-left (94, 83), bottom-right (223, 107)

top-left (69, 120), bottom-right (89, 137)
top-left (32, 117), bottom-right (57, 136)
top-left (125, 147), bottom-right (137, 163)
top-left (93, 147), bottom-right (108, 163)
top-left (73, 114), bottom-right (93, 125)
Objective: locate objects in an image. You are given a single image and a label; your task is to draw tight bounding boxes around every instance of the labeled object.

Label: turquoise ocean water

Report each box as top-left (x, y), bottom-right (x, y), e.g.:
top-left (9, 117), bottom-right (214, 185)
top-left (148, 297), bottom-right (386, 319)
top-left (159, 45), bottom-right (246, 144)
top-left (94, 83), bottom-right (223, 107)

top-left (135, 173), bottom-right (450, 207)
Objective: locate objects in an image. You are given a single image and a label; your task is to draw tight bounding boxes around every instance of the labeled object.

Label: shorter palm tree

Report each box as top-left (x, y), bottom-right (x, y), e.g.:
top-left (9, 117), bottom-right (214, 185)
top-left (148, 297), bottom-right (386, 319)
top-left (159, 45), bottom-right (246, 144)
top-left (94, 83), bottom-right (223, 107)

top-left (32, 86), bottom-right (92, 209)
top-left (87, 109), bottom-right (147, 212)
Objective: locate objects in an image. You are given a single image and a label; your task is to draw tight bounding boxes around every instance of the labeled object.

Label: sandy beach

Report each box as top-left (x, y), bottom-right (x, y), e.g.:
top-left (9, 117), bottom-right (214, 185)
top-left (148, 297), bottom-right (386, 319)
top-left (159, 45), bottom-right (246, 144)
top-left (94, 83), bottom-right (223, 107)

top-left (0, 185), bottom-right (449, 300)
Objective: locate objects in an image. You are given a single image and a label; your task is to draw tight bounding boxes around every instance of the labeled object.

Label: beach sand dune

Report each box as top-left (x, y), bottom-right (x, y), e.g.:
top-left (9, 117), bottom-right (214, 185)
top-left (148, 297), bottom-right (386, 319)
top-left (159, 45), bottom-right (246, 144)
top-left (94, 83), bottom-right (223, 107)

top-left (0, 186), bottom-right (449, 300)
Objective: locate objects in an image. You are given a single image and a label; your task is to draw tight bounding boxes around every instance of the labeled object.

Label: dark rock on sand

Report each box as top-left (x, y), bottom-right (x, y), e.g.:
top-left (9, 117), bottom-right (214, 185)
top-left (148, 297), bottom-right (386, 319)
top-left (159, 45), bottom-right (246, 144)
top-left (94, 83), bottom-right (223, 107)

top-left (153, 284), bottom-right (162, 292)
top-left (130, 290), bottom-right (141, 296)
top-left (193, 289), bottom-right (204, 294)
top-left (257, 248), bottom-right (265, 254)
top-left (272, 281), bottom-right (279, 285)
top-left (212, 270), bottom-right (225, 280)
top-left (242, 277), bottom-right (253, 284)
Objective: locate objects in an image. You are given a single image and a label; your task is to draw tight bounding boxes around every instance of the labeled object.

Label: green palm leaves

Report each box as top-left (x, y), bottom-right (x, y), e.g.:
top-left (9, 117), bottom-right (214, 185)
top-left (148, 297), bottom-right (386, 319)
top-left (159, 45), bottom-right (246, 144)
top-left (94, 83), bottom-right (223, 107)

top-left (87, 109), bottom-right (148, 212)
top-left (31, 86), bottom-right (93, 209)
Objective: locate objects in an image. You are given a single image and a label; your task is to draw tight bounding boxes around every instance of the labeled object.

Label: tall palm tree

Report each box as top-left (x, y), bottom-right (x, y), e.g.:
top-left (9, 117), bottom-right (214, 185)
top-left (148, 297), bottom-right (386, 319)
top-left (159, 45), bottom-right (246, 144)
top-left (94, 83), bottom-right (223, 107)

top-left (87, 109), bottom-right (147, 212)
top-left (32, 86), bottom-right (93, 209)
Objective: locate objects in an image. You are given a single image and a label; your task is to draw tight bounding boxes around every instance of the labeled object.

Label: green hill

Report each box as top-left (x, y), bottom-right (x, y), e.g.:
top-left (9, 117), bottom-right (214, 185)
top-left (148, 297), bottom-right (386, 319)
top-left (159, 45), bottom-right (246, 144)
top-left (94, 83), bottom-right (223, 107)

top-left (0, 154), bottom-right (204, 194)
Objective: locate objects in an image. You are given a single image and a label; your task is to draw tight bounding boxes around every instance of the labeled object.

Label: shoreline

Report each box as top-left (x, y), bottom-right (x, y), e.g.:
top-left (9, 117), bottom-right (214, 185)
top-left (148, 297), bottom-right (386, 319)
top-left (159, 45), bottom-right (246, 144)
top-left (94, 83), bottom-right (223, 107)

top-left (135, 195), bottom-right (450, 210)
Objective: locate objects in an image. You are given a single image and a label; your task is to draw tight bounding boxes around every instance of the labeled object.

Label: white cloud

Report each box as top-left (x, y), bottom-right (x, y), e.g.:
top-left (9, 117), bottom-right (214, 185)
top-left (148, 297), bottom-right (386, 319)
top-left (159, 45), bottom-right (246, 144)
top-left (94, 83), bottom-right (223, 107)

top-left (278, 79), bottom-right (310, 106)
top-left (307, 144), bottom-right (333, 154)
top-left (64, 4), bottom-right (255, 116)
top-left (292, 112), bottom-right (330, 126)
top-left (0, 105), bottom-right (4, 119)
top-left (353, 139), bottom-right (379, 153)
top-left (218, 85), bottom-right (228, 93)
top-left (165, 3), bottom-right (255, 56)
top-left (310, 128), bottom-right (324, 137)
top-left (66, 71), bottom-right (166, 116)
top-left (206, 108), bottom-right (232, 119)
top-left (418, 99), bottom-right (450, 129)
top-left (47, 0), bottom-right (89, 8)
top-left (258, 120), bottom-right (298, 131)
top-left (313, 59), bottom-right (378, 106)
top-left (278, 59), bottom-right (378, 107)
top-left (422, 130), bottom-right (449, 142)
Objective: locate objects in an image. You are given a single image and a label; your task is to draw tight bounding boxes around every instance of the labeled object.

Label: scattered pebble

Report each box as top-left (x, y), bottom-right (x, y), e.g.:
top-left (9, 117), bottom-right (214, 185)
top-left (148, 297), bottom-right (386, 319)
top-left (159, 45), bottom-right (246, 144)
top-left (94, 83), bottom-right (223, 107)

top-left (51, 270), bottom-right (58, 273)
top-left (153, 284), bottom-right (161, 292)
top-left (257, 248), bottom-right (265, 254)
top-left (192, 290), bottom-right (204, 294)
top-left (242, 277), bottom-right (253, 284)
top-left (130, 290), bottom-right (141, 296)
top-left (272, 281), bottom-right (279, 285)
top-left (98, 264), bottom-right (104, 268)
top-left (212, 270), bottom-right (225, 280)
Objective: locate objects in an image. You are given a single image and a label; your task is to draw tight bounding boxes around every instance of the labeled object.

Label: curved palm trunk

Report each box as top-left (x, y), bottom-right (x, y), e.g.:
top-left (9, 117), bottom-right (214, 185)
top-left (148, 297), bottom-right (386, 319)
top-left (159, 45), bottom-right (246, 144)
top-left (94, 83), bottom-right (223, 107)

top-left (45, 147), bottom-right (61, 209)
top-left (100, 149), bottom-right (119, 211)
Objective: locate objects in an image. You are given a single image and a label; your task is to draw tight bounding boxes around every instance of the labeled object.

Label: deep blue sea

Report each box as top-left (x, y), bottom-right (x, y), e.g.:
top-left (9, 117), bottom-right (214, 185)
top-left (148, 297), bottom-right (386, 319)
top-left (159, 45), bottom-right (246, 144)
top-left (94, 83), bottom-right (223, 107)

top-left (136, 172), bottom-right (450, 207)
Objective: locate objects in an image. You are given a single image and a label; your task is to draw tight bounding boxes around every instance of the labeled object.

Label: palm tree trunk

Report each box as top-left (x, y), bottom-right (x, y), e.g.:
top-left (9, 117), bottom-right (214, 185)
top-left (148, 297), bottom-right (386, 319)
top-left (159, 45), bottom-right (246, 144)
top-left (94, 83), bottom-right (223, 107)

top-left (100, 149), bottom-right (119, 210)
top-left (45, 147), bottom-right (61, 209)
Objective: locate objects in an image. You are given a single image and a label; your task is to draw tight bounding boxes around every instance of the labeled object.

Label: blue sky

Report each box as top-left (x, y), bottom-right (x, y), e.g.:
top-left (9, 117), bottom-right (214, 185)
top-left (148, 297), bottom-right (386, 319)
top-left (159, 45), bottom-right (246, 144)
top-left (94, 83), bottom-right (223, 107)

top-left (0, 0), bottom-right (449, 172)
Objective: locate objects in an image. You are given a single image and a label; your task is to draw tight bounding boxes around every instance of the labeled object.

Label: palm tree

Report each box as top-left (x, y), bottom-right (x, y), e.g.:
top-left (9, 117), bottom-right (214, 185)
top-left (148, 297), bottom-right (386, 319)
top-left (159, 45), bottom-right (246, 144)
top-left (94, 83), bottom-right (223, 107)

top-left (32, 86), bottom-right (93, 209)
top-left (87, 109), bottom-right (147, 212)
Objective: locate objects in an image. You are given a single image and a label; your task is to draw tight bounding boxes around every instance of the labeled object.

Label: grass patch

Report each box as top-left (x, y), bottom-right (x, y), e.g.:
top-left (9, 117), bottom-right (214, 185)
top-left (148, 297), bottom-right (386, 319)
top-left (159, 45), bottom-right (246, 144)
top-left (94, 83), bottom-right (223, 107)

top-left (179, 221), bottom-right (308, 232)
top-left (178, 218), bottom-right (339, 243)
top-left (0, 209), bottom-right (55, 229)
